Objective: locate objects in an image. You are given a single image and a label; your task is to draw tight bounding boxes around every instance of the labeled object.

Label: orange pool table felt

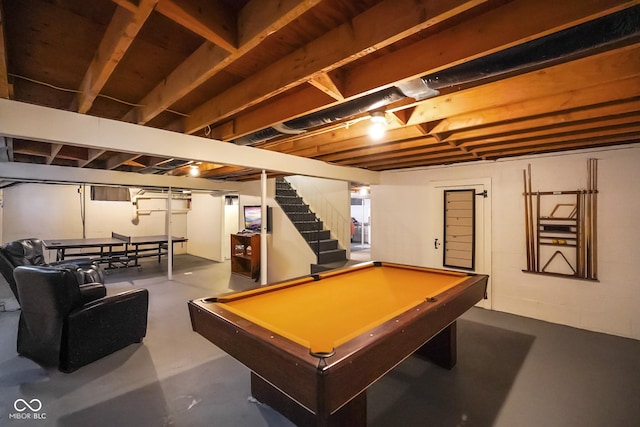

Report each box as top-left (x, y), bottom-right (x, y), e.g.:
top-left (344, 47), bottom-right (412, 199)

top-left (216, 263), bottom-right (469, 354)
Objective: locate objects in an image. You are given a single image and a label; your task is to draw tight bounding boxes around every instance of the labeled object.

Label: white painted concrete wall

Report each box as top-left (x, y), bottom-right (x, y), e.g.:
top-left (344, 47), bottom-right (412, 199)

top-left (1, 184), bottom-right (189, 263)
top-left (186, 193), bottom-right (224, 262)
top-left (373, 144), bottom-right (640, 340)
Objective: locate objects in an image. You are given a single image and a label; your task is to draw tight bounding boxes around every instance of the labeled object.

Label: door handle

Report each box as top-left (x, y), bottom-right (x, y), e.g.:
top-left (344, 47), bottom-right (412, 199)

top-left (434, 238), bottom-right (441, 249)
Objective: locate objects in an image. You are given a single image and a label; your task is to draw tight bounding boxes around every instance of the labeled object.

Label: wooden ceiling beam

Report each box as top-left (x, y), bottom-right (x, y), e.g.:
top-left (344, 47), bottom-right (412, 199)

top-left (12, 140), bottom-right (52, 157)
top-left (480, 135), bottom-right (640, 159)
top-left (156, 0), bottom-right (237, 53)
top-left (430, 80), bottom-right (640, 136)
top-left (364, 153), bottom-right (478, 170)
top-left (111, 0), bottom-right (139, 14)
top-left (15, 144), bottom-right (95, 163)
top-left (182, 0), bottom-right (488, 134)
top-left (78, 149), bottom-right (106, 168)
top-left (126, 0), bottom-right (322, 125)
top-left (283, 126), bottom-right (427, 158)
top-left (319, 139), bottom-right (450, 164)
top-left (200, 165), bottom-right (244, 178)
top-left (343, 0), bottom-right (637, 98)
top-left (433, 96), bottom-right (640, 137)
top-left (46, 144), bottom-right (63, 165)
top-left (466, 124), bottom-right (640, 152)
top-left (359, 148), bottom-right (472, 168)
top-left (105, 153), bottom-right (144, 170)
top-left (406, 44), bottom-right (640, 126)
top-left (470, 129), bottom-right (640, 161)
top-left (279, 55), bottom-right (638, 162)
top-left (56, 146), bottom-right (95, 162)
top-left (122, 41), bottom-right (229, 124)
top-left (450, 112), bottom-right (640, 146)
top-left (308, 71), bottom-right (346, 101)
top-left (75, 0), bottom-right (158, 114)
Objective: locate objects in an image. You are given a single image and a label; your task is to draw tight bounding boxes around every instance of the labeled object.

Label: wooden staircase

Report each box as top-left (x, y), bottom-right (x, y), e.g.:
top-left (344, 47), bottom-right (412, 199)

top-left (275, 178), bottom-right (347, 269)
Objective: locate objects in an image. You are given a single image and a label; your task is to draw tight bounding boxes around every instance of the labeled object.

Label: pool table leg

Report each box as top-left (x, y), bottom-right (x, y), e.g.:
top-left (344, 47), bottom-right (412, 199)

top-left (250, 372), bottom-right (367, 427)
top-left (415, 321), bottom-right (457, 369)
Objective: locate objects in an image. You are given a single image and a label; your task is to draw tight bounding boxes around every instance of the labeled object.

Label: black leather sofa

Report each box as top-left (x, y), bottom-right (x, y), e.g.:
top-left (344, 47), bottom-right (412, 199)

top-left (0, 238), bottom-right (105, 304)
top-left (14, 265), bottom-right (149, 372)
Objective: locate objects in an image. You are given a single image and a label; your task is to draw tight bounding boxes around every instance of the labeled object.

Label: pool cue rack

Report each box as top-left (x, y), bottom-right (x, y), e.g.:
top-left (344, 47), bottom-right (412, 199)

top-left (522, 159), bottom-right (598, 281)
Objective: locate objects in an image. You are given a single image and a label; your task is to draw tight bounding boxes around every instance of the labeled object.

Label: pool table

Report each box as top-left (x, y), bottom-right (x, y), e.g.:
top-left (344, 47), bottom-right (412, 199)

top-left (188, 261), bottom-right (488, 426)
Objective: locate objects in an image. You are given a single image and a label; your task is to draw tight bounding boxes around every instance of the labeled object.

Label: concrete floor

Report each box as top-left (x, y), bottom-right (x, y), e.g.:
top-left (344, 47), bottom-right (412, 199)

top-left (1, 254), bottom-right (639, 427)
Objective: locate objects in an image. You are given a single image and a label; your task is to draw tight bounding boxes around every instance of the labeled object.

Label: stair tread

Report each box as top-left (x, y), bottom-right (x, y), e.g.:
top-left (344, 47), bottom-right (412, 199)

top-left (277, 178), bottom-right (346, 265)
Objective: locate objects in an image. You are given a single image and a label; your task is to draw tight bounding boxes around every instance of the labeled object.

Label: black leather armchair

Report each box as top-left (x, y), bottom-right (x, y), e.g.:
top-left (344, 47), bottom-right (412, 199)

top-left (0, 238), bottom-right (105, 304)
top-left (14, 265), bottom-right (149, 372)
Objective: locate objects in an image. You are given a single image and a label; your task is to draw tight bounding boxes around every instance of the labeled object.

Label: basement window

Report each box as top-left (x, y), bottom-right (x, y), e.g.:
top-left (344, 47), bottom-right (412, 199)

top-left (90, 186), bottom-right (131, 202)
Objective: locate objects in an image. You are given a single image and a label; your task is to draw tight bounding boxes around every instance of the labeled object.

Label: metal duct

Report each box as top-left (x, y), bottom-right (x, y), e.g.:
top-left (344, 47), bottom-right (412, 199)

top-left (283, 87), bottom-right (405, 130)
top-left (233, 87), bottom-right (407, 145)
top-left (421, 6), bottom-right (640, 90)
top-left (232, 6), bottom-right (639, 146)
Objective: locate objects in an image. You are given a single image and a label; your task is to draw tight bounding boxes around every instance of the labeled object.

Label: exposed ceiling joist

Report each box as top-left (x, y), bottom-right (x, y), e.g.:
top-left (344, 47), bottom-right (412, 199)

top-left (182, 0), bottom-right (487, 134)
top-left (75, 0), bottom-right (158, 114)
top-left (1, 0), bottom-right (638, 181)
top-left (406, 45), bottom-right (640, 126)
top-left (123, 0), bottom-right (323, 125)
top-left (155, 0), bottom-right (237, 53)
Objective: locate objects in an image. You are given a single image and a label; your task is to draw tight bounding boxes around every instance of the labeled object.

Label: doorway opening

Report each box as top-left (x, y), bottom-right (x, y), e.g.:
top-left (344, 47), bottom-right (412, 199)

top-left (350, 185), bottom-right (370, 262)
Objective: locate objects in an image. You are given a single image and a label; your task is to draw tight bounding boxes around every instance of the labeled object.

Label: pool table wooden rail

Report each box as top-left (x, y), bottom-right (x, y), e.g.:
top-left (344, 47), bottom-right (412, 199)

top-left (188, 264), bottom-right (488, 426)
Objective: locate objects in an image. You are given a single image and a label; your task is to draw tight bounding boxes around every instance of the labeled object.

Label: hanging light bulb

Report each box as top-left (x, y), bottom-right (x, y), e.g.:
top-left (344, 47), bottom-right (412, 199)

top-left (369, 111), bottom-right (387, 140)
top-left (189, 164), bottom-right (200, 177)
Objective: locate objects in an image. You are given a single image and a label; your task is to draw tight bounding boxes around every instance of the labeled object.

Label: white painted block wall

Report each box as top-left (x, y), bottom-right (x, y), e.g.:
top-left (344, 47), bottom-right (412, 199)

top-left (372, 144), bottom-right (640, 340)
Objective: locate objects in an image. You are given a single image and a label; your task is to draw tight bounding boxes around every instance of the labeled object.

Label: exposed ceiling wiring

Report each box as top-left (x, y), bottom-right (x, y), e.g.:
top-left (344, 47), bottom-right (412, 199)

top-left (8, 73), bottom-right (190, 117)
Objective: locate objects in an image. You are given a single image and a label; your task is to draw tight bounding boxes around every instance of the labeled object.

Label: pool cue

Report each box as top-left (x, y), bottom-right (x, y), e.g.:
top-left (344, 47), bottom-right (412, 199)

top-left (592, 160), bottom-right (596, 278)
top-left (536, 191), bottom-right (541, 272)
top-left (583, 190), bottom-right (587, 278)
top-left (576, 191), bottom-right (583, 278)
top-left (582, 190), bottom-right (587, 278)
top-left (587, 159), bottom-right (595, 279)
top-left (587, 160), bottom-right (593, 279)
top-left (589, 159), bottom-right (598, 279)
top-left (523, 169), bottom-right (531, 270)
top-left (592, 159), bottom-right (598, 279)
top-left (584, 189), bottom-right (588, 278)
top-left (527, 164), bottom-right (536, 271)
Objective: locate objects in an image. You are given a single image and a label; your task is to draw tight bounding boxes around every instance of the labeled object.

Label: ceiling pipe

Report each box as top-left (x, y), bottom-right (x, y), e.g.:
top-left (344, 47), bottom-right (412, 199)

top-left (233, 87), bottom-right (407, 145)
top-left (231, 6), bottom-right (639, 147)
top-left (421, 5), bottom-right (639, 90)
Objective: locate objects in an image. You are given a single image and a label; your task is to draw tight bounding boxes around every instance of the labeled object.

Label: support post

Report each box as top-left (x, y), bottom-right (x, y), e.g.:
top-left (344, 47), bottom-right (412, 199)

top-left (261, 170), bottom-right (267, 285)
top-left (167, 186), bottom-right (173, 280)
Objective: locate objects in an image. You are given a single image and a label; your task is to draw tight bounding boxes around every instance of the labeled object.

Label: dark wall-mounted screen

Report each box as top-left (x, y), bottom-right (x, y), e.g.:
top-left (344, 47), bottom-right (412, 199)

top-left (243, 205), bottom-right (272, 232)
